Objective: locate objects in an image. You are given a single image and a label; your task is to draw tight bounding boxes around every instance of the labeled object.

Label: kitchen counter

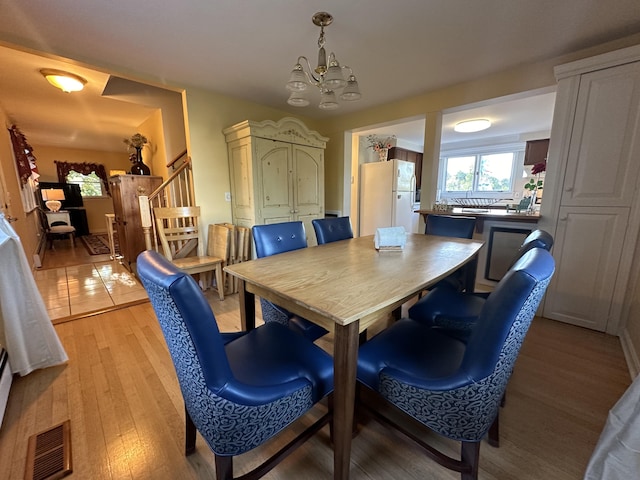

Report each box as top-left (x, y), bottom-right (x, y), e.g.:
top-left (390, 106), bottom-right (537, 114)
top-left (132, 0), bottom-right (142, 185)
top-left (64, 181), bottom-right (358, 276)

top-left (415, 208), bottom-right (540, 233)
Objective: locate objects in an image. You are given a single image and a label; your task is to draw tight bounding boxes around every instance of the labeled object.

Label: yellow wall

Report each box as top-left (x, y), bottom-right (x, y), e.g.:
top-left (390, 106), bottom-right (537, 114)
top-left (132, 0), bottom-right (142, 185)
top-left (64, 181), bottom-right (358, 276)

top-left (315, 33), bottom-right (640, 213)
top-left (138, 109), bottom-right (167, 177)
top-left (34, 145), bottom-right (131, 233)
top-left (182, 88), bottom-right (319, 230)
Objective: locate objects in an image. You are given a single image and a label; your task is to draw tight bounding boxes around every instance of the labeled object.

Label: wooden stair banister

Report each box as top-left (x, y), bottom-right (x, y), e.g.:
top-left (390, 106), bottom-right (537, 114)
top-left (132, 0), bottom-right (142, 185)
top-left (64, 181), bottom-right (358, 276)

top-left (142, 151), bottom-right (195, 252)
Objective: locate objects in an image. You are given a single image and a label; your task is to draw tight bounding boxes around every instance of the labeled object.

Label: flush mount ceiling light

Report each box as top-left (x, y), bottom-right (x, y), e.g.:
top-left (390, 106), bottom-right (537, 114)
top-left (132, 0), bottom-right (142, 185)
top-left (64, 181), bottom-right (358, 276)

top-left (286, 12), bottom-right (361, 110)
top-left (454, 119), bottom-right (492, 133)
top-left (40, 69), bottom-right (87, 93)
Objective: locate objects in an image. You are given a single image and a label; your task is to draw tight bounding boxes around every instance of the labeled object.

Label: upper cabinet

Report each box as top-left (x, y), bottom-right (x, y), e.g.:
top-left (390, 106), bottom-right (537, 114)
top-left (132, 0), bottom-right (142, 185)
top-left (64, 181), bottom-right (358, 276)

top-left (223, 117), bottom-right (327, 246)
top-left (524, 138), bottom-right (549, 165)
top-left (388, 147), bottom-right (423, 190)
top-left (561, 62), bottom-right (640, 207)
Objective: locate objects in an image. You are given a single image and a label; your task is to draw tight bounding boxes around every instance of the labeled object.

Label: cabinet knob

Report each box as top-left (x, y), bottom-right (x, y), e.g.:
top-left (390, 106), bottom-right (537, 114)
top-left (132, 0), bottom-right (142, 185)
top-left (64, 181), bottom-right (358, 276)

top-left (560, 216), bottom-right (568, 222)
top-left (565, 186), bottom-right (574, 192)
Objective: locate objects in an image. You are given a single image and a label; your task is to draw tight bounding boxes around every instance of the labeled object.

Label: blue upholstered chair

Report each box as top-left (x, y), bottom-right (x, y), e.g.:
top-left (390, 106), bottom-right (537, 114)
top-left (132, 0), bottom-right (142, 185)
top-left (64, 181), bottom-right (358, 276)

top-left (424, 214), bottom-right (477, 292)
top-left (137, 250), bottom-right (333, 480)
top-left (357, 248), bottom-right (555, 480)
top-left (312, 216), bottom-right (354, 245)
top-left (252, 222), bottom-right (328, 341)
top-left (409, 229), bottom-right (554, 342)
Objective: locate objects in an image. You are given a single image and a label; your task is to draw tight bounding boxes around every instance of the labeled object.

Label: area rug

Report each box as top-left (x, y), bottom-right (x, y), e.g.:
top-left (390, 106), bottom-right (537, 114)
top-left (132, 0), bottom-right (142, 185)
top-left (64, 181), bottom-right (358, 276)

top-left (80, 233), bottom-right (120, 256)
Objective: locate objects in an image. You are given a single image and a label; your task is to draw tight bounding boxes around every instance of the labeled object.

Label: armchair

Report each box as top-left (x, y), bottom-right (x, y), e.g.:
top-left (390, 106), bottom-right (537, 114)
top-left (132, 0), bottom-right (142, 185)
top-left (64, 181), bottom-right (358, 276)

top-left (137, 250), bottom-right (333, 480)
top-left (409, 229), bottom-right (554, 341)
top-left (252, 222), bottom-right (328, 341)
top-left (357, 247), bottom-right (555, 479)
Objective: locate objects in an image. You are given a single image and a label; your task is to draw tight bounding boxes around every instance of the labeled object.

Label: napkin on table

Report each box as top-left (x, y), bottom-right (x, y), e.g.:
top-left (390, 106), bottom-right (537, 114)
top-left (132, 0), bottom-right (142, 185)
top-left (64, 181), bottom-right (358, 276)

top-left (374, 226), bottom-right (407, 250)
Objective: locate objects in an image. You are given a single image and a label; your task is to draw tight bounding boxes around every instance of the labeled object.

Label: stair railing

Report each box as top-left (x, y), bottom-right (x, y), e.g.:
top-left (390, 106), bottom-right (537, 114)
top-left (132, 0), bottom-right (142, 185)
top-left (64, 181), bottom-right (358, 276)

top-left (140, 149), bottom-right (194, 251)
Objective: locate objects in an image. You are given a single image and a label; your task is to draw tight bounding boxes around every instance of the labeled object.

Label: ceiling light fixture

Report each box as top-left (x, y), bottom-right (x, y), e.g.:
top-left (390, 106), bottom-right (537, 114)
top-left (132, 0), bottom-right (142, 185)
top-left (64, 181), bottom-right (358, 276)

top-left (454, 119), bottom-right (491, 133)
top-left (286, 12), bottom-right (361, 110)
top-left (40, 69), bottom-right (87, 93)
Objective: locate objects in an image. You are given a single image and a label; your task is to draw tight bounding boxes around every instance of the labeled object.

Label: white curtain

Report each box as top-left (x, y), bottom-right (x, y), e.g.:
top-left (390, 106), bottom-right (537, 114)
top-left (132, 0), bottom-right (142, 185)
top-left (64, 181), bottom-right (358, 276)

top-left (0, 213), bottom-right (68, 376)
top-left (584, 374), bottom-right (640, 479)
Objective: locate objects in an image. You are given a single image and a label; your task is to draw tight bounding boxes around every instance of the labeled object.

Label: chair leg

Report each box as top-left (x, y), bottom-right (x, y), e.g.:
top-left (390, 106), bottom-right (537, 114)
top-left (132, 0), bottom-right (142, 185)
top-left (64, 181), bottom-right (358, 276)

top-left (487, 412), bottom-right (500, 448)
top-left (461, 441), bottom-right (480, 480)
top-left (215, 264), bottom-right (225, 301)
top-left (185, 406), bottom-right (197, 455)
top-left (214, 455), bottom-right (233, 480)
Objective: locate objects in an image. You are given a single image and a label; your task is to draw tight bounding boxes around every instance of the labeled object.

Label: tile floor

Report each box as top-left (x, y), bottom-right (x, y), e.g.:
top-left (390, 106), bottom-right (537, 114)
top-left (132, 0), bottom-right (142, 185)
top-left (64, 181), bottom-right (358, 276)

top-left (34, 260), bottom-right (149, 322)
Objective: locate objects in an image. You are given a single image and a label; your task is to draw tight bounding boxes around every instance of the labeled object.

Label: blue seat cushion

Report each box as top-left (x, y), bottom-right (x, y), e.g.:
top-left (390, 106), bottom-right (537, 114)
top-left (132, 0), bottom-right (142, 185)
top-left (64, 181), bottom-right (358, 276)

top-left (408, 286), bottom-right (486, 341)
top-left (357, 318), bottom-right (466, 391)
top-left (225, 322), bottom-right (334, 404)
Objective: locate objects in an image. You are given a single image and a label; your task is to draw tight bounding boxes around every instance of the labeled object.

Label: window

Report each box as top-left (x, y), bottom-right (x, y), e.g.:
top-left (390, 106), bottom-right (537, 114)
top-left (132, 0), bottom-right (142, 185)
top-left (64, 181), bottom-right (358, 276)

top-left (439, 148), bottom-right (520, 200)
top-left (66, 170), bottom-right (107, 197)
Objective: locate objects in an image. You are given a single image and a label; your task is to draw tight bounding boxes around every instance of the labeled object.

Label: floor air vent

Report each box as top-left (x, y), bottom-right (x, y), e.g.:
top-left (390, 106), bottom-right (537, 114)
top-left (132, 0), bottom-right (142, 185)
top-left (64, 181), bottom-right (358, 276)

top-left (25, 420), bottom-right (72, 480)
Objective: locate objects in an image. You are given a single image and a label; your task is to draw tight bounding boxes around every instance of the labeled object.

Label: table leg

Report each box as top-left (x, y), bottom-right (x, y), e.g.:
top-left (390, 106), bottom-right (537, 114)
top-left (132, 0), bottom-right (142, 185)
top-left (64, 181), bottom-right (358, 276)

top-left (333, 321), bottom-right (359, 480)
top-left (238, 279), bottom-right (255, 331)
top-left (464, 255), bottom-right (479, 293)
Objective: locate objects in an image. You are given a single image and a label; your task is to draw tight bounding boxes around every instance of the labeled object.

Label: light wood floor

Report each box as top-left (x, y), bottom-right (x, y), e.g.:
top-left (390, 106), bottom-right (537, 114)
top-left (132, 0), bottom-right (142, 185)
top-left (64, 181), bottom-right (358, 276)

top-left (0, 245), bottom-right (631, 479)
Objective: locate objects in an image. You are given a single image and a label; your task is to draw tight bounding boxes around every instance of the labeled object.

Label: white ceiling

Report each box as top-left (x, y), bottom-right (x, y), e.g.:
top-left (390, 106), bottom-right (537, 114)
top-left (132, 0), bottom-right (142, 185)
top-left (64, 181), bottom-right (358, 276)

top-left (0, 1), bottom-right (639, 151)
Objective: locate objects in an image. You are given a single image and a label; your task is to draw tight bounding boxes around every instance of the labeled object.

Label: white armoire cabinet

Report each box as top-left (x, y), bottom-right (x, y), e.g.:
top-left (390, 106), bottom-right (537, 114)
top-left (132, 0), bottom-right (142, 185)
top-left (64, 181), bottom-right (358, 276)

top-left (223, 117), bottom-right (327, 246)
top-left (540, 44), bottom-right (640, 333)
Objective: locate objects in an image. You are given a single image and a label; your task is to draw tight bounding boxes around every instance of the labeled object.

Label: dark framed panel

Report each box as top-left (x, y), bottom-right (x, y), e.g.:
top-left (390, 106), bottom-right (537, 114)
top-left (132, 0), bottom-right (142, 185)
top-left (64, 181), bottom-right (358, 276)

top-left (484, 227), bottom-right (532, 281)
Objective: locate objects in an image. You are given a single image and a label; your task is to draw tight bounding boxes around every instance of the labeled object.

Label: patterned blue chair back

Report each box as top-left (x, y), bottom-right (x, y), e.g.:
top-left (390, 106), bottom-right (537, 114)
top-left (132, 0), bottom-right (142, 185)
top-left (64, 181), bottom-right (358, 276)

top-left (252, 221), bottom-right (307, 258)
top-left (137, 250), bottom-right (330, 456)
top-left (312, 216), bottom-right (354, 245)
top-left (425, 214), bottom-right (476, 239)
top-left (378, 248), bottom-right (555, 442)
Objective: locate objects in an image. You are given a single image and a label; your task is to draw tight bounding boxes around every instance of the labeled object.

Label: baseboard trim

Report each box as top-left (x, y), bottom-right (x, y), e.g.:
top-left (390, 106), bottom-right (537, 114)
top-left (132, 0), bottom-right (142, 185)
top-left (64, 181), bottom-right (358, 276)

top-left (619, 328), bottom-right (639, 379)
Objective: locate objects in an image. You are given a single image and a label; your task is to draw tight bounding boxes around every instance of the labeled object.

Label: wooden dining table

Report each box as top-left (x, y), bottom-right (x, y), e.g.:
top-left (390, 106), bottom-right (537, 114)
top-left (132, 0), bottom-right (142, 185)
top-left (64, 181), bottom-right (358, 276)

top-left (224, 233), bottom-right (484, 480)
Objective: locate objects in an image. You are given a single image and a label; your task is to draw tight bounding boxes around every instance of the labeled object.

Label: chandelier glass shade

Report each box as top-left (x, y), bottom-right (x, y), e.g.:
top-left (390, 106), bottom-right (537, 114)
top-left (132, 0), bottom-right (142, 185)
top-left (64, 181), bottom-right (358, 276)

top-left (286, 12), bottom-right (361, 110)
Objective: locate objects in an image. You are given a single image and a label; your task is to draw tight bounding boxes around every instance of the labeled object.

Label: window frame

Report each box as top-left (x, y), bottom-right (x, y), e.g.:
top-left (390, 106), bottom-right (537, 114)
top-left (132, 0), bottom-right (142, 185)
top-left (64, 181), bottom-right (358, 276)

top-left (438, 143), bottom-right (524, 201)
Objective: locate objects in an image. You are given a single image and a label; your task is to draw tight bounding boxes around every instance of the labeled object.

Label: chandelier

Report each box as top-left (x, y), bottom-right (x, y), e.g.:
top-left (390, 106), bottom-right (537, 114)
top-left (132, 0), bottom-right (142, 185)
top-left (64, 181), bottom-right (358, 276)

top-left (286, 12), bottom-right (361, 110)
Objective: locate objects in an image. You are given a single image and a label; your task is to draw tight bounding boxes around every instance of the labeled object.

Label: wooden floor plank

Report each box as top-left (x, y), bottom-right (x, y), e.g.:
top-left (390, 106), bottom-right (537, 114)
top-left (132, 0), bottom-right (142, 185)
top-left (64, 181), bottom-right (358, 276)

top-left (1, 251), bottom-right (633, 479)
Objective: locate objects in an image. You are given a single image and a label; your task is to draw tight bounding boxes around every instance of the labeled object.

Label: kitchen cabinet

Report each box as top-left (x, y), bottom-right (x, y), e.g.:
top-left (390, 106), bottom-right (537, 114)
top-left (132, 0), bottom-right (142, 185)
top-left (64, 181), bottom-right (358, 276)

top-left (109, 174), bottom-right (163, 272)
top-left (524, 139), bottom-right (549, 165)
top-left (388, 146), bottom-right (423, 189)
top-left (543, 206), bottom-right (629, 330)
top-left (223, 117), bottom-right (327, 246)
top-left (540, 44), bottom-right (640, 333)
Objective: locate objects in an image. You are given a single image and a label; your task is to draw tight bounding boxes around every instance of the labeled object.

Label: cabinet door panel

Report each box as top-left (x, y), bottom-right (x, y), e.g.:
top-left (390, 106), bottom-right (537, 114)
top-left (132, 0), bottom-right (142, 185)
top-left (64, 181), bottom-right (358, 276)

top-left (259, 144), bottom-right (291, 208)
top-left (292, 145), bottom-right (324, 246)
top-left (543, 206), bottom-right (629, 331)
top-left (562, 62), bottom-right (640, 206)
top-left (229, 140), bottom-right (253, 210)
top-left (294, 145), bottom-right (322, 206)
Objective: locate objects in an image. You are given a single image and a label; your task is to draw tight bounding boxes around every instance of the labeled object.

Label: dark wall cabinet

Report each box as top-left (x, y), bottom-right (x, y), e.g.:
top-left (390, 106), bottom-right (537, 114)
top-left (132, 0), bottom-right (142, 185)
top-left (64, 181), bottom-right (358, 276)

top-left (524, 139), bottom-right (549, 165)
top-left (109, 175), bottom-right (163, 272)
top-left (388, 147), bottom-right (423, 189)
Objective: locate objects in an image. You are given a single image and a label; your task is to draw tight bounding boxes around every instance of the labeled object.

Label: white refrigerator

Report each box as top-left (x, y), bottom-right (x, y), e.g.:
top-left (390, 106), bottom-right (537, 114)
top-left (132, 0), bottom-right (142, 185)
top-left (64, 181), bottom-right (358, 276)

top-left (359, 159), bottom-right (416, 236)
